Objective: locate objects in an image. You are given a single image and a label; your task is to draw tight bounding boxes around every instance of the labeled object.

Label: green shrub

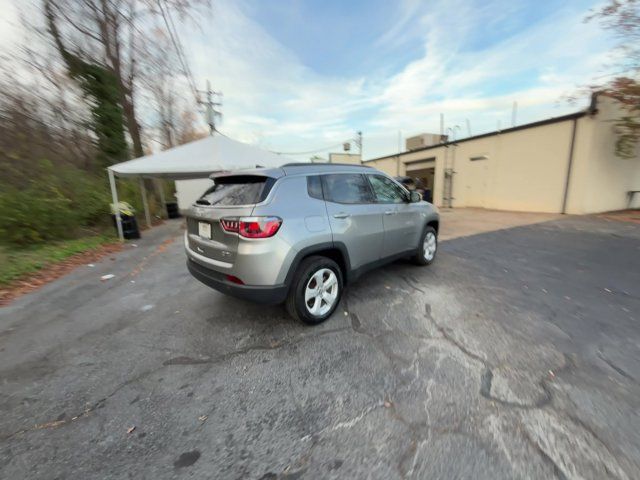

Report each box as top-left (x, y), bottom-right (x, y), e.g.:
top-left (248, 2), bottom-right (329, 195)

top-left (0, 158), bottom-right (166, 246)
top-left (56, 168), bottom-right (112, 226)
top-left (0, 162), bottom-right (116, 246)
top-left (0, 182), bottom-right (77, 245)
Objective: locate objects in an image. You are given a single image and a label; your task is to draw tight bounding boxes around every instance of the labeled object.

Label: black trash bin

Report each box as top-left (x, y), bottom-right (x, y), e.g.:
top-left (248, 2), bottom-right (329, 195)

top-left (112, 213), bottom-right (140, 239)
top-left (166, 202), bottom-right (181, 219)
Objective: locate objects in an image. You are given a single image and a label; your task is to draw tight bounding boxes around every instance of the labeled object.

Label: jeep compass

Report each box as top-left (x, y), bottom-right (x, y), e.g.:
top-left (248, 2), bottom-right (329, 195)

top-left (185, 163), bottom-right (439, 324)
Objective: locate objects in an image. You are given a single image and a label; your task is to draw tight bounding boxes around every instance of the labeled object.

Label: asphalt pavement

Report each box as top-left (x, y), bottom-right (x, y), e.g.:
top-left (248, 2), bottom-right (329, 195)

top-left (1, 216), bottom-right (639, 479)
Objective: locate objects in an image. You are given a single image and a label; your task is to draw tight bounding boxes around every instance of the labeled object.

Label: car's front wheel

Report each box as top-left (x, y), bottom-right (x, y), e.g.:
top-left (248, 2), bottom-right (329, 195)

top-left (412, 225), bottom-right (438, 265)
top-left (286, 256), bottom-right (343, 325)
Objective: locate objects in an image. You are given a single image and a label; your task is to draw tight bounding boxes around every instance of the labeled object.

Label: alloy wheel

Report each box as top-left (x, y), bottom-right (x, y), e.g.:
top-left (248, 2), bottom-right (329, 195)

top-left (304, 268), bottom-right (339, 316)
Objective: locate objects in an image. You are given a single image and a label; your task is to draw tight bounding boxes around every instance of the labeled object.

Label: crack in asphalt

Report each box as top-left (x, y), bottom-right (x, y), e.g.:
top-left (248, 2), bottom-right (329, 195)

top-left (3, 325), bottom-right (353, 441)
top-left (402, 276), bottom-right (426, 294)
top-left (308, 294), bottom-right (596, 480)
top-left (162, 326), bottom-right (352, 367)
top-left (479, 367), bottom-right (553, 410)
top-left (344, 297), bottom-right (475, 478)
top-left (422, 303), bottom-right (574, 411)
top-left (344, 296), bottom-right (578, 478)
top-left (597, 349), bottom-right (635, 382)
top-left (287, 369), bottom-right (309, 437)
top-left (424, 304), bottom-right (488, 365)
top-left (520, 426), bottom-right (569, 480)
top-left (1, 362), bottom-right (165, 441)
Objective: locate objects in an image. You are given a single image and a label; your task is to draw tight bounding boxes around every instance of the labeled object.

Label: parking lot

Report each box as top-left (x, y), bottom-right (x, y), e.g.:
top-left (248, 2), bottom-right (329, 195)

top-left (1, 212), bottom-right (639, 479)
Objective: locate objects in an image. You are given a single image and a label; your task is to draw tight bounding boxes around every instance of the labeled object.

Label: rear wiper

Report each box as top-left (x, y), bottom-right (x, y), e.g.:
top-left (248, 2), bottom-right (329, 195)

top-left (195, 199), bottom-right (211, 205)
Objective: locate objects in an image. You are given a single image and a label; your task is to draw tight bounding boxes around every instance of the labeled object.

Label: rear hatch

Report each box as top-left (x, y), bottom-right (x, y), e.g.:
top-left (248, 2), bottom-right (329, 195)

top-left (186, 174), bottom-right (278, 265)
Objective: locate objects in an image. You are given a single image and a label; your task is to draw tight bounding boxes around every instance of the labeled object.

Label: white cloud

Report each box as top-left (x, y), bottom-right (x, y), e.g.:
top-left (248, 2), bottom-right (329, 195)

top-left (182, 0), bottom-right (373, 155)
top-left (177, 0), bottom-right (614, 161)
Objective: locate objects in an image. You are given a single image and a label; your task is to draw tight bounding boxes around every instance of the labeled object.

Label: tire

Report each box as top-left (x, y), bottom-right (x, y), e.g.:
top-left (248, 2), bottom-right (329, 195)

top-left (412, 226), bottom-right (438, 266)
top-left (286, 255), bottom-right (343, 325)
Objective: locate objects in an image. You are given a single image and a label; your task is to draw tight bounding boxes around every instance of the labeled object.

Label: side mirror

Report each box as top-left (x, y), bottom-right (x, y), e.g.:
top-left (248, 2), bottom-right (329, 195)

top-left (410, 191), bottom-right (422, 203)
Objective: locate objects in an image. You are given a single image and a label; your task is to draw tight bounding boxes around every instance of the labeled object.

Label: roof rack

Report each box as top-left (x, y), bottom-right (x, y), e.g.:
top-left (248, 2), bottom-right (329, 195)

top-left (281, 162), bottom-right (371, 168)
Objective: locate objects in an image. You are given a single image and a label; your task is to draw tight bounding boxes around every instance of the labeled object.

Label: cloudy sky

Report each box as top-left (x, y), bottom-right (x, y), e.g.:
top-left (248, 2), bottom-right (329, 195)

top-left (1, 0), bottom-right (616, 161)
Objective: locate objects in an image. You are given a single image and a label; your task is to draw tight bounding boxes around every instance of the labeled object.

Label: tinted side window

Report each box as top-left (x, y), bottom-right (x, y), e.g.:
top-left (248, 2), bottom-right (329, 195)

top-left (368, 175), bottom-right (407, 203)
top-left (196, 176), bottom-right (271, 206)
top-left (321, 174), bottom-right (372, 204)
top-left (307, 175), bottom-right (323, 200)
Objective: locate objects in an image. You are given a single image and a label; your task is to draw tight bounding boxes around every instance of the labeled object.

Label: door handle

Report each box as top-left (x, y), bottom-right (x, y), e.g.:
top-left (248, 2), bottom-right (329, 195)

top-left (384, 210), bottom-right (396, 215)
top-left (333, 213), bottom-right (351, 219)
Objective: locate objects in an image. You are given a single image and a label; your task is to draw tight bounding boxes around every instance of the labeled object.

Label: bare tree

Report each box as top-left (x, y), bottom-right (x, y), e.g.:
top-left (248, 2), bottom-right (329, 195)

top-left (140, 28), bottom-right (181, 149)
top-left (176, 109), bottom-right (208, 145)
top-left (588, 0), bottom-right (640, 158)
top-left (42, 0), bottom-right (209, 159)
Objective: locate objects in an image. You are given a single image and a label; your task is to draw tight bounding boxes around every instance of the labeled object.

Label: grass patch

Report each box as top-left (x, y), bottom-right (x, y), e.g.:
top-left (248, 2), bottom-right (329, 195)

top-left (0, 234), bottom-right (116, 286)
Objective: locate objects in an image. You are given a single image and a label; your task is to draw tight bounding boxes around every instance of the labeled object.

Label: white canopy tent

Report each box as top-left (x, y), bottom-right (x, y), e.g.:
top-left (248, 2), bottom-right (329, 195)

top-left (107, 134), bottom-right (289, 240)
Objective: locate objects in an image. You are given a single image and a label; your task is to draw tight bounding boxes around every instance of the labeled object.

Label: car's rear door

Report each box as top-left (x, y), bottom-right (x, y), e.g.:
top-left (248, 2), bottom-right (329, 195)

top-left (186, 175), bottom-right (276, 266)
top-left (367, 173), bottom-right (423, 257)
top-left (321, 173), bottom-right (384, 271)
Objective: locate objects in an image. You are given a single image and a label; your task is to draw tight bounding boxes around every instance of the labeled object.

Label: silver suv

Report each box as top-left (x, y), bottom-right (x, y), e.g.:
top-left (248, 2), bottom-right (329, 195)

top-left (185, 163), bottom-right (439, 324)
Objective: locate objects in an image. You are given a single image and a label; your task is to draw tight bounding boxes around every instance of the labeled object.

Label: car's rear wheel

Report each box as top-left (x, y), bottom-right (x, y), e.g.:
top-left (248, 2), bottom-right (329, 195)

top-left (286, 256), bottom-right (343, 325)
top-left (412, 226), bottom-right (437, 266)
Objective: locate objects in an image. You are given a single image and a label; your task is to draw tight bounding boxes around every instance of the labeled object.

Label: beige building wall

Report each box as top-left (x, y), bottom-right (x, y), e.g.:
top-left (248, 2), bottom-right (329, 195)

top-left (329, 153), bottom-right (361, 165)
top-left (365, 95), bottom-right (640, 214)
top-left (567, 96), bottom-right (640, 213)
top-left (365, 156), bottom-right (398, 176)
top-left (366, 150), bottom-right (435, 176)
top-left (452, 121), bottom-right (575, 212)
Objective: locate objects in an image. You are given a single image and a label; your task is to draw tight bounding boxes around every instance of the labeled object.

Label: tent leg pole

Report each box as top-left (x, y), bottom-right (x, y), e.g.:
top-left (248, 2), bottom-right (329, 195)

top-left (140, 178), bottom-right (152, 229)
top-left (109, 169), bottom-right (124, 242)
top-left (155, 179), bottom-right (167, 219)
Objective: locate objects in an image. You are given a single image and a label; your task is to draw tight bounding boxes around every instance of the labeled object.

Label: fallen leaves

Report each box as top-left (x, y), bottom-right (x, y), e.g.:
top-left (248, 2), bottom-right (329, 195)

top-left (129, 237), bottom-right (175, 278)
top-left (0, 242), bottom-right (123, 306)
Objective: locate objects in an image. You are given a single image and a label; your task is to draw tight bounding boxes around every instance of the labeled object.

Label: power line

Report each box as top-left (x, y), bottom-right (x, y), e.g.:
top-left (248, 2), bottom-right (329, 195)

top-left (268, 133), bottom-right (363, 156)
top-left (214, 129), bottom-right (348, 156)
top-left (163, 1), bottom-right (197, 88)
top-left (156, 0), bottom-right (199, 103)
top-left (268, 141), bottom-right (350, 156)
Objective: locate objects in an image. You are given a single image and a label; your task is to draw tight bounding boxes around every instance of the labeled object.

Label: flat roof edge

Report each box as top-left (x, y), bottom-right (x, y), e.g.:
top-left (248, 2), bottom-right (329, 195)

top-left (364, 110), bottom-right (590, 163)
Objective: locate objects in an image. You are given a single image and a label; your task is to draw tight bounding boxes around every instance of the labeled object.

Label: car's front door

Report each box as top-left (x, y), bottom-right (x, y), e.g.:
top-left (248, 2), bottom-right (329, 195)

top-left (321, 173), bottom-right (384, 271)
top-left (367, 174), bottom-right (423, 257)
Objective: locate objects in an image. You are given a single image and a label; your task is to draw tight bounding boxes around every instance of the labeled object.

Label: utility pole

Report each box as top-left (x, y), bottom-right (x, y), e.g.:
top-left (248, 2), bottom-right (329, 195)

top-left (197, 80), bottom-right (222, 135)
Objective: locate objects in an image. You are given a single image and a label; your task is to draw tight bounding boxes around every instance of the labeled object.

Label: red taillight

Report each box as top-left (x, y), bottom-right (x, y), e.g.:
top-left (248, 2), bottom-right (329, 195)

top-left (226, 274), bottom-right (244, 285)
top-left (221, 216), bottom-right (282, 238)
top-left (220, 218), bottom-right (239, 233)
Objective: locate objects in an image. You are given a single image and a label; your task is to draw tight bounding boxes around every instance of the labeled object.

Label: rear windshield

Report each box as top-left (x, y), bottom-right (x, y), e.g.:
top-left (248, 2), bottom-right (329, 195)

top-left (196, 175), bottom-right (272, 206)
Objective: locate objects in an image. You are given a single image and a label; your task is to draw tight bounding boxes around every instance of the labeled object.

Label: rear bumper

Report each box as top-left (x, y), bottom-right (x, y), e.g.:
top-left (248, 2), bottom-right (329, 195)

top-left (187, 259), bottom-right (288, 305)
